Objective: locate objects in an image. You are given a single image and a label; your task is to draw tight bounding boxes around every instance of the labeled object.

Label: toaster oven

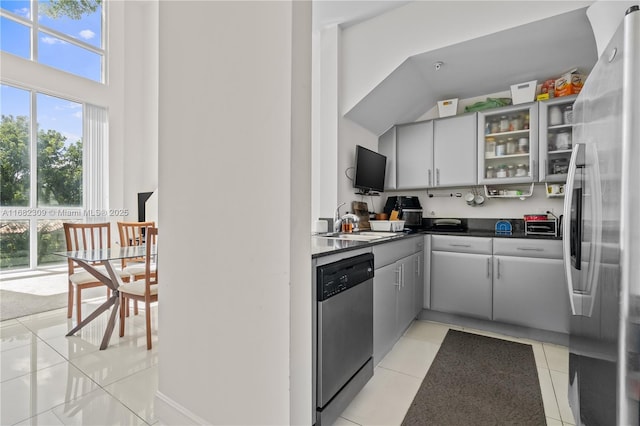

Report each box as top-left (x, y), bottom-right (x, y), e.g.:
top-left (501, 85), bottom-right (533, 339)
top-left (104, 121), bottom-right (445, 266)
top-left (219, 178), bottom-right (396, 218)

top-left (524, 219), bottom-right (557, 236)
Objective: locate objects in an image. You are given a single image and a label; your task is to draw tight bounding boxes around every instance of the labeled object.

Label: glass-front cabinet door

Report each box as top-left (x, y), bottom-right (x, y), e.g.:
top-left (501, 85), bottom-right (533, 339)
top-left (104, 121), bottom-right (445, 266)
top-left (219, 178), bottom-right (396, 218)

top-left (538, 94), bottom-right (577, 183)
top-left (477, 102), bottom-right (538, 185)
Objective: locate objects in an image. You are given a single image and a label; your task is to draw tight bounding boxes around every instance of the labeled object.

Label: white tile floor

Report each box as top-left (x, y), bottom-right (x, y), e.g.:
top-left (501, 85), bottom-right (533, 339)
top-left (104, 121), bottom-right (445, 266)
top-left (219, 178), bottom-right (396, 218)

top-left (1, 297), bottom-right (159, 426)
top-left (1, 279), bottom-right (575, 426)
top-left (336, 321), bottom-right (576, 426)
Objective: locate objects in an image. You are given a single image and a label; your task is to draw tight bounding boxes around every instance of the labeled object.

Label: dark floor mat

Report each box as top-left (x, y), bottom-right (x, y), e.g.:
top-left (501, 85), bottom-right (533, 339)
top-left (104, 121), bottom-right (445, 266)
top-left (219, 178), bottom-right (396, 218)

top-left (402, 329), bottom-right (546, 426)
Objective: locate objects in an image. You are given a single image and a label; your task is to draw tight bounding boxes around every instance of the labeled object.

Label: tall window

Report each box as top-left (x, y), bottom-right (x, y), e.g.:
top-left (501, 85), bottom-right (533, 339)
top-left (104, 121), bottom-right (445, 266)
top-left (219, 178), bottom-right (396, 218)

top-left (0, 0), bottom-right (104, 82)
top-left (0, 84), bottom-right (88, 269)
top-left (1, 1), bottom-right (109, 271)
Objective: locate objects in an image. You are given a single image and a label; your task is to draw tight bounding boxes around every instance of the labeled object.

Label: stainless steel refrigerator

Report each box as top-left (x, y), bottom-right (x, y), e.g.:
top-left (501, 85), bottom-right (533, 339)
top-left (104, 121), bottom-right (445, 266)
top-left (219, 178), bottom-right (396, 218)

top-left (563, 5), bottom-right (640, 425)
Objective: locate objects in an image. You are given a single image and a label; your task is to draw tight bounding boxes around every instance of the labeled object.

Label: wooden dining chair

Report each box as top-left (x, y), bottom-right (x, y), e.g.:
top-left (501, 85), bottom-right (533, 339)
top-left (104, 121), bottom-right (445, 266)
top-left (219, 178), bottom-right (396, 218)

top-left (117, 221), bottom-right (155, 276)
top-left (117, 221), bottom-right (156, 316)
top-left (63, 222), bottom-right (129, 324)
top-left (119, 226), bottom-right (158, 350)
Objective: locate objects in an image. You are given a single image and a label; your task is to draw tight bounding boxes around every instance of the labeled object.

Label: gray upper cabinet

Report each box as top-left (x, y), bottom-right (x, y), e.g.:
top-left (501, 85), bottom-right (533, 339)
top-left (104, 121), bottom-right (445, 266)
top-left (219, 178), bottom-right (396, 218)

top-left (379, 126), bottom-right (397, 190)
top-left (538, 94), bottom-right (577, 183)
top-left (477, 102), bottom-right (539, 184)
top-left (396, 121), bottom-right (433, 189)
top-left (433, 113), bottom-right (477, 187)
top-left (379, 113), bottom-right (477, 190)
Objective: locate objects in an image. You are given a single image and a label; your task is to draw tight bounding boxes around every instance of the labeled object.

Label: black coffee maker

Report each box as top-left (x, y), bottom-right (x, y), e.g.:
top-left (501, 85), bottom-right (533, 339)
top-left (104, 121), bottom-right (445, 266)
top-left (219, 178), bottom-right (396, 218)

top-left (383, 196), bottom-right (423, 229)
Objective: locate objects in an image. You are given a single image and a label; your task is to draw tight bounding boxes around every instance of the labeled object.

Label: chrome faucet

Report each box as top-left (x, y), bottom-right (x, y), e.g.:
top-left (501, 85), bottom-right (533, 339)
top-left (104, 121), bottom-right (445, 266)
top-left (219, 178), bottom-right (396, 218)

top-left (334, 202), bottom-right (347, 232)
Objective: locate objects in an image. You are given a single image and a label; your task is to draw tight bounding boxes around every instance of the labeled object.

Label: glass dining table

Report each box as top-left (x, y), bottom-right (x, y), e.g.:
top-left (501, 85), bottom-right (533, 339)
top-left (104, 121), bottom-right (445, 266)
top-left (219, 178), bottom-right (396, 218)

top-left (55, 245), bottom-right (155, 350)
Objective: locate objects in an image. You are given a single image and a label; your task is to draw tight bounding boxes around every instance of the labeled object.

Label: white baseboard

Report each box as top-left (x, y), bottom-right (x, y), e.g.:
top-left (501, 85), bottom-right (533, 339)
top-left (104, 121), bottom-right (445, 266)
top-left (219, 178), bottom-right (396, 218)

top-left (155, 390), bottom-right (211, 425)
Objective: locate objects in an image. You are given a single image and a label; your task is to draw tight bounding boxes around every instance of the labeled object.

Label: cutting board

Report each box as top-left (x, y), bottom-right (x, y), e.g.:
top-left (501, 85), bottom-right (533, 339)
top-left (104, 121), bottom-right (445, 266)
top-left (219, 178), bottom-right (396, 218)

top-left (351, 201), bottom-right (370, 230)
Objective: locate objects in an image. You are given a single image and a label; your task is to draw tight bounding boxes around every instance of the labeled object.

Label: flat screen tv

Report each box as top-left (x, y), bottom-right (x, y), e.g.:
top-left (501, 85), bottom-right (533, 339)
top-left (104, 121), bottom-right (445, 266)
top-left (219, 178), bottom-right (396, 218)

top-left (353, 145), bottom-right (387, 194)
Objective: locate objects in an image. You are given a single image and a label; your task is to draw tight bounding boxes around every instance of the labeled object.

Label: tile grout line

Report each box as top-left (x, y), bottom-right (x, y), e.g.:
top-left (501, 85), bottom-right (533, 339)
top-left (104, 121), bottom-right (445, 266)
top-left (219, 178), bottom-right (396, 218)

top-left (9, 315), bottom-right (155, 425)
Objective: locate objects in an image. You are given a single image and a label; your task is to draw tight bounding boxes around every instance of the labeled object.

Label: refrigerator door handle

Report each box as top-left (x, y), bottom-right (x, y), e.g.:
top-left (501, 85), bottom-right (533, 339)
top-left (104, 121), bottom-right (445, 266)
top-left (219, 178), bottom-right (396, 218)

top-left (563, 143), bottom-right (581, 316)
top-left (563, 142), bottom-right (601, 318)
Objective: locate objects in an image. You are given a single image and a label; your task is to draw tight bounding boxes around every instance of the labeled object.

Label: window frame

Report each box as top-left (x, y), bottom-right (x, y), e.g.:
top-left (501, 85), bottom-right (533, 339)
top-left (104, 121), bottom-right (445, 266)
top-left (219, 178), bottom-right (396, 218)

top-left (0, 83), bottom-right (108, 271)
top-left (0, 0), bottom-right (106, 83)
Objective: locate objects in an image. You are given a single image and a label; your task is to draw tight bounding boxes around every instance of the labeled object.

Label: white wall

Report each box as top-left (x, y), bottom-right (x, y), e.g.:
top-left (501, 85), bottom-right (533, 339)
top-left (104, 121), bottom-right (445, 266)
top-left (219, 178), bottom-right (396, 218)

top-left (337, 116), bottom-right (385, 214)
top-left (156, 1), bottom-right (311, 424)
top-left (312, 25), bottom-right (340, 224)
top-left (290, 3), bottom-right (313, 422)
top-left (121, 1), bottom-right (159, 219)
top-left (340, 0), bottom-right (593, 114)
top-left (387, 185), bottom-right (564, 219)
top-left (587, 0), bottom-right (639, 57)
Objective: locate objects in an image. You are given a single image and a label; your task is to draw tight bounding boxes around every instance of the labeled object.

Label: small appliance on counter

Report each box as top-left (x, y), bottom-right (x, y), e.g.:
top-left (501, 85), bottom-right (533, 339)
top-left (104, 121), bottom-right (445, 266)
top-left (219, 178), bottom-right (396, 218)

top-left (427, 218), bottom-right (467, 232)
top-left (524, 214), bottom-right (557, 236)
top-left (383, 196), bottom-right (423, 230)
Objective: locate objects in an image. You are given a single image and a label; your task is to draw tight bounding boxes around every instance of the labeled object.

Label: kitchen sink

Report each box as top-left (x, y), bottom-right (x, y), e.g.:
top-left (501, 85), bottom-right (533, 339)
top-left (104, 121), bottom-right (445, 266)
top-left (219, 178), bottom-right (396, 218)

top-left (316, 231), bottom-right (404, 241)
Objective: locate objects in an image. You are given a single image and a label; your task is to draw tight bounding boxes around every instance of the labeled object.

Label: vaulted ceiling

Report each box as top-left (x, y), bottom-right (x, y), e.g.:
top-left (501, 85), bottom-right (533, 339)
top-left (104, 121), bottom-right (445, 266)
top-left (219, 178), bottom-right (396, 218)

top-left (343, 7), bottom-right (598, 136)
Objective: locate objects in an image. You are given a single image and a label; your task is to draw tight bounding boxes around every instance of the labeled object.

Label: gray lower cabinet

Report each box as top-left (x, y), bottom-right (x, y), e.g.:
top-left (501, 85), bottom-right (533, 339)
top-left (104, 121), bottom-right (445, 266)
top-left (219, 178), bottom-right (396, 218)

top-left (372, 237), bottom-right (423, 364)
top-left (396, 254), bottom-right (416, 339)
top-left (428, 236), bottom-right (569, 333)
top-left (492, 239), bottom-right (569, 333)
top-left (430, 235), bottom-right (493, 320)
top-left (431, 251), bottom-right (493, 319)
top-left (421, 235), bottom-right (431, 310)
top-left (373, 262), bottom-right (399, 365)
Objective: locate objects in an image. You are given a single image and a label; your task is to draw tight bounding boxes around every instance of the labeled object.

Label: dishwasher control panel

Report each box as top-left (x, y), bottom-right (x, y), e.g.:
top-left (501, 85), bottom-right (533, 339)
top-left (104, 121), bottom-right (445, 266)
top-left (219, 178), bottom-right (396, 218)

top-left (317, 253), bottom-right (374, 301)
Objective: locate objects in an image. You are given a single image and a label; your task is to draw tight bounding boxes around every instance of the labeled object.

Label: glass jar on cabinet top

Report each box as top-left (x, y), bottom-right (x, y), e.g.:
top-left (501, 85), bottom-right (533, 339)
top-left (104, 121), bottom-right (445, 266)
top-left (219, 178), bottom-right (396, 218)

top-left (477, 102), bottom-right (538, 184)
top-left (538, 94), bottom-right (577, 183)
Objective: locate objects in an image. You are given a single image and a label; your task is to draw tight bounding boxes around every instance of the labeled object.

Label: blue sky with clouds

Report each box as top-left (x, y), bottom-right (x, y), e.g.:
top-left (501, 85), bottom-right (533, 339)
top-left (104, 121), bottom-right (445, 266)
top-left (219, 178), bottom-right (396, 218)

top-left (1, 0), bottom-right (103, 144)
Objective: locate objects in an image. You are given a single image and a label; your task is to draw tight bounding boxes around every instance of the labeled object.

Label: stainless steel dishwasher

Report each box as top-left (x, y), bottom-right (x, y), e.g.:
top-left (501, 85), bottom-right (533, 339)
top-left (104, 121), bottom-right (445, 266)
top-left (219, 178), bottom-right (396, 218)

top-left (315, 252), bottom-right (374, 426)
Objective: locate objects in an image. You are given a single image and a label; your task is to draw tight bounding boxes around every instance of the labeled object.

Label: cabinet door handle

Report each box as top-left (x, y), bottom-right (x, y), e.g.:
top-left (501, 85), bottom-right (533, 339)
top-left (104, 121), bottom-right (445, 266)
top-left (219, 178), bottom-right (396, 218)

top-left (487, 258), bottom-right (491, 278)
top-left (436, 168), bottom-right (440, 186)
top-left (395, 267), bottom-right (401, 289)
top-left (401, 264), bottom-right (405, 288)
top-left (450, 243), bottom-right (471, 248)
top-left (517, 247), bottom-right (544, 252)
top-left (544, 159), bottom-right (548, 176)
top-left (496, 258), bottom-right (501, 279)
top-left (416, 256), bottom-right (420, 276)
top-left (428, 169), bottom-right (432, 187)
top-left (532, 159), bottom-right (537, 178)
